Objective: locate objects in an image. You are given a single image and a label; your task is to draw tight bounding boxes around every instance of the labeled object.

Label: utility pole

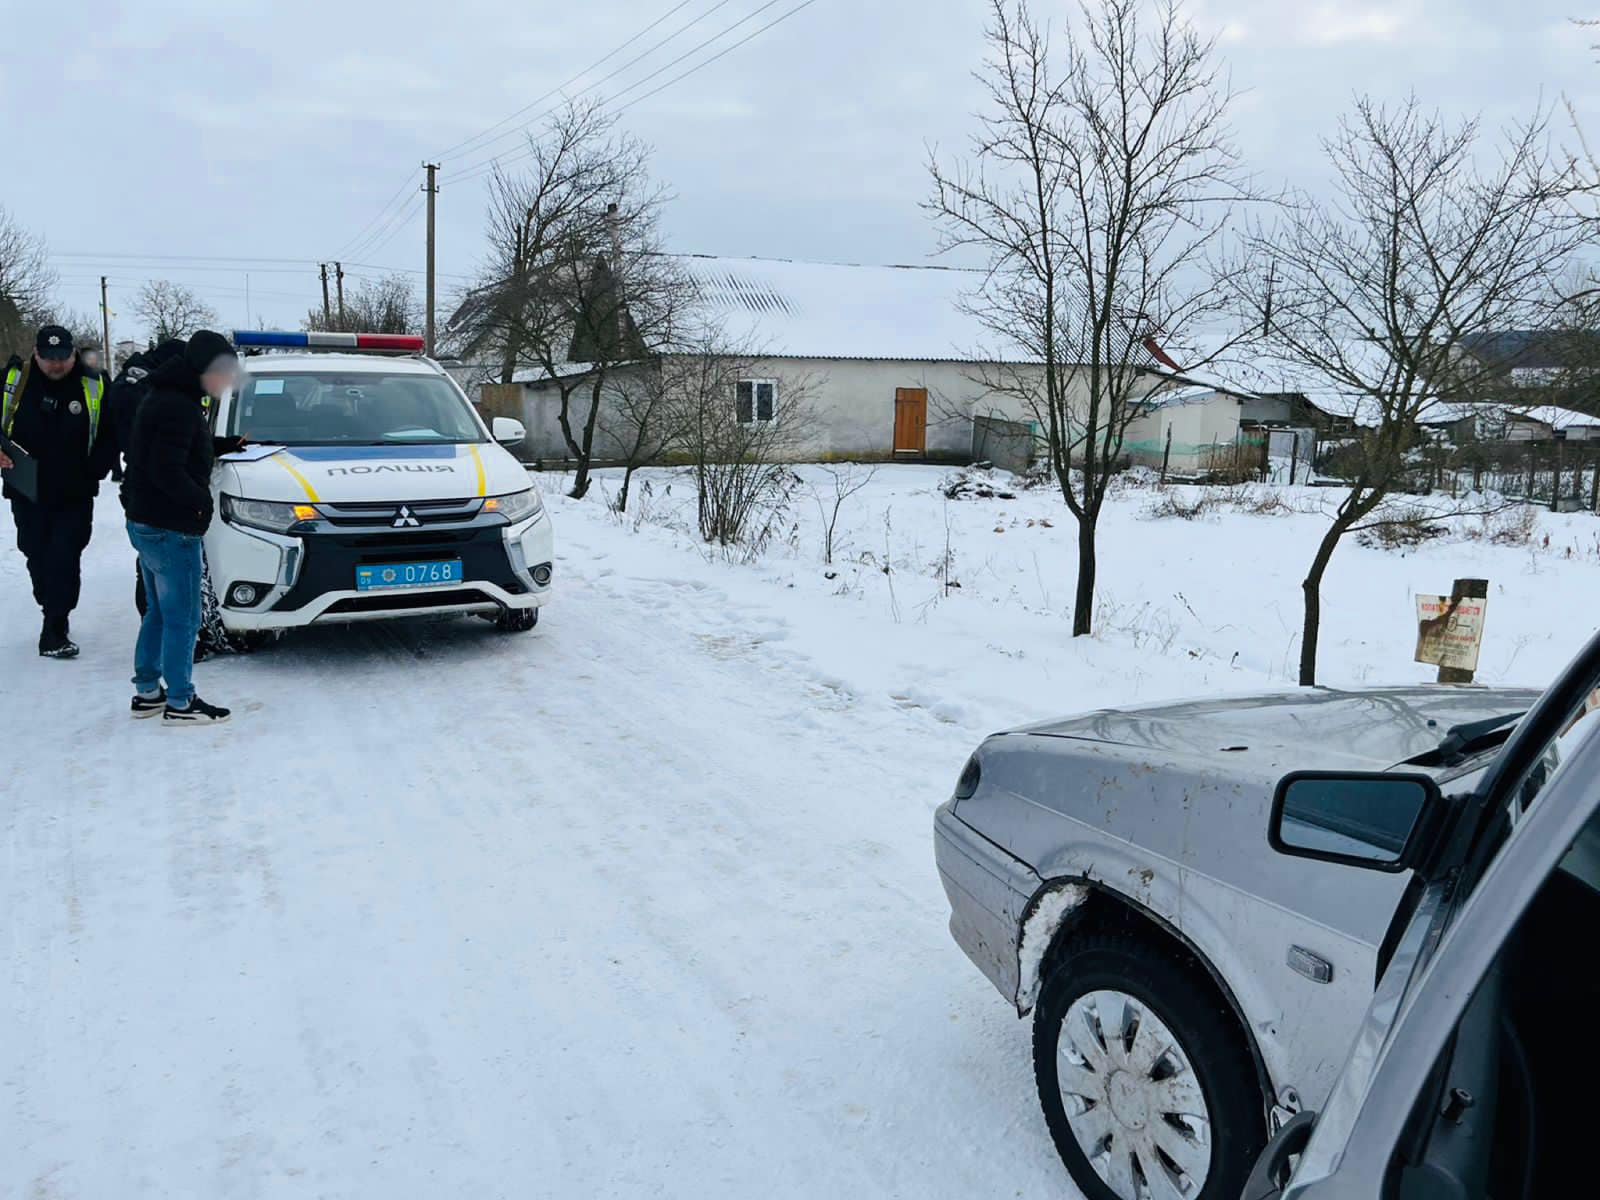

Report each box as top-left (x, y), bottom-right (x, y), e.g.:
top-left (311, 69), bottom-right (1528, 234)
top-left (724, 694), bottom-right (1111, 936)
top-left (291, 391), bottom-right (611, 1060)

top-left (320, 263), bottom-right (332, 327)
top-left (424, 163), bottom-right (439, 356)
top-left (334, 262), bottom-right (346, 329)
top-left (99, 276), bottom-right (112, 374)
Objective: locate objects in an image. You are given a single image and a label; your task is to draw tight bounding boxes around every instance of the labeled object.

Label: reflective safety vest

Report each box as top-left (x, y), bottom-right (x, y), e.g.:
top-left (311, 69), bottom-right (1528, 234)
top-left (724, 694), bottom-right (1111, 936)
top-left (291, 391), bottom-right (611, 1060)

top-left (2, 366), bottom-right (103, 449)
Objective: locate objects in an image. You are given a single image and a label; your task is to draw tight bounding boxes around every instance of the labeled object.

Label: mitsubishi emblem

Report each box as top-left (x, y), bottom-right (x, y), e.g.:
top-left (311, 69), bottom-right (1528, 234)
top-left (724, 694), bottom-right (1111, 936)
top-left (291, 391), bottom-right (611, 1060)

top-left (393, 506), bottom-right (421, 528)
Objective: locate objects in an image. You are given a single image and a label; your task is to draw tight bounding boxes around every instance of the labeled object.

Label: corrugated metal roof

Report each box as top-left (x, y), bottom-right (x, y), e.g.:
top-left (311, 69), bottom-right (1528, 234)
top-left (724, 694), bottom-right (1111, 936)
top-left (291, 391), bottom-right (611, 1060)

top-left (676, 254), bottom-right (1027, 362)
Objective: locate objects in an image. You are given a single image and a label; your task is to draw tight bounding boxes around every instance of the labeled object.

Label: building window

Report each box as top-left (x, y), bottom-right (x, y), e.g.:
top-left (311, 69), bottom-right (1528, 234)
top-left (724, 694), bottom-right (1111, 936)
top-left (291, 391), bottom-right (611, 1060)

top-left (736, 379), bottom-right (777, 423)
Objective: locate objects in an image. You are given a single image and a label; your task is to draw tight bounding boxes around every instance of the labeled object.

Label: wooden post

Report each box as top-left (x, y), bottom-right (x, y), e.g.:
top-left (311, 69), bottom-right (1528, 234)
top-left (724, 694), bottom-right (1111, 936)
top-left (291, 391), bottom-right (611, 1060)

top-left (1160, 425), bottom-right (1172, 483)
top-left (1289, 431), bottom-right (1300, 485)
top-left (1525, 441), bottom-right (1536, 500)
top-left (1591, 446), bottom-right (1600, 513)
top-left (1552, 434), bottom-right (1565, 513)
top-left (1438, 578), bottom-right (1489, 685)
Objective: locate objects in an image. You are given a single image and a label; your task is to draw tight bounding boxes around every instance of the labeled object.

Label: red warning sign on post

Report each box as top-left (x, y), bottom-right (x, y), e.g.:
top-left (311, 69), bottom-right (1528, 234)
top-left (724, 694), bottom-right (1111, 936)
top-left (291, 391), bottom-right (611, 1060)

top-left (1416, 593), bottom-right (1489, 674)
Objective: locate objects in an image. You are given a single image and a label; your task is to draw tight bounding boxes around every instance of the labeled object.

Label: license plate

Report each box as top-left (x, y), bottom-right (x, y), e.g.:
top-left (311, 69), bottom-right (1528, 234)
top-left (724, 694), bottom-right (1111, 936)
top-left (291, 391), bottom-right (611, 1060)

top-left (356, 559), bottom-right (464, 591)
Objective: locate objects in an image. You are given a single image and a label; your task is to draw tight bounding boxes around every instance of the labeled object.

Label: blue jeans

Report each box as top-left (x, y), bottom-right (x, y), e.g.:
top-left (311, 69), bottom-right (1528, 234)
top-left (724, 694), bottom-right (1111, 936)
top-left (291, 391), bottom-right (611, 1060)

top-left (126, 521), bottom-right (204, 708)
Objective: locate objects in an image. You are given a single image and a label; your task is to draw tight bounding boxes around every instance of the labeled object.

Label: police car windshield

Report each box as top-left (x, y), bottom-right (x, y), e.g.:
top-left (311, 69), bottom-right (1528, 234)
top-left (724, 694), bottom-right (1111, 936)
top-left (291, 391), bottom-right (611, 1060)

top-left (229, 372), bottom-right (485, 446)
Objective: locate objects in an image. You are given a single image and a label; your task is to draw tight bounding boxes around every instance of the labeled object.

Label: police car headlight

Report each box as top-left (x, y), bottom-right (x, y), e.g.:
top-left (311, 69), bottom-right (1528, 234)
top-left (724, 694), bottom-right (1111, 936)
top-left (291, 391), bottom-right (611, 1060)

top-left (220, 494), bottom-right (317, 534)
top-left (483, 488), bottom-right (542, 523)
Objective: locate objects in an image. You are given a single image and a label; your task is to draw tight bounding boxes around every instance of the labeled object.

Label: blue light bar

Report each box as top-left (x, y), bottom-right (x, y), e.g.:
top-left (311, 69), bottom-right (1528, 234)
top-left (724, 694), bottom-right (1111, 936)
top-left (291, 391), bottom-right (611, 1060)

top-left (233, 330), bottom-right (311, 348)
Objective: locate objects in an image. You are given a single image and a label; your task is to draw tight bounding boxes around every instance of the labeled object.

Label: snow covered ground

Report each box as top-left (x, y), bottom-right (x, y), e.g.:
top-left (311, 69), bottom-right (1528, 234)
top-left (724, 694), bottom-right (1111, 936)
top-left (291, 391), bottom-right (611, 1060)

top-left (4, 464), bottom-right (1597, 1199)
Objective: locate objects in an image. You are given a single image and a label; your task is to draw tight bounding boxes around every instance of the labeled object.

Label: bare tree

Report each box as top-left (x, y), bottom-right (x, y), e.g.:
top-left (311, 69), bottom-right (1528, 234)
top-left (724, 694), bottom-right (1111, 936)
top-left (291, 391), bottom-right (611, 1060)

top-left (454, 100), bottom-right (691, 499)
top-left (133, 280), bottom-right (219, 343)
top-left (0, 206), bottom-right (56, 357)
top-left (598, 361), bottom-right (684, 514)
top-left (806, 462), bottom-right (879, 565)
top-left (928, 0), bottom-right (1250, 636)
top-left (305, 273), bottom-right (420, 334)
top-left (1235, 97), bottom-right (1588, 684)
top-left (663, 324), bottom-right (817, 547)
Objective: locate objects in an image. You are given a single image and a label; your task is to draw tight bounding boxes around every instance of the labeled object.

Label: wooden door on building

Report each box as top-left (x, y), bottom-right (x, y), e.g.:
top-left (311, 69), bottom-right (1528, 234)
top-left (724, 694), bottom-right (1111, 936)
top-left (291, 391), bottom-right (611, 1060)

top-left (894, 388), bottom-right (928, 455)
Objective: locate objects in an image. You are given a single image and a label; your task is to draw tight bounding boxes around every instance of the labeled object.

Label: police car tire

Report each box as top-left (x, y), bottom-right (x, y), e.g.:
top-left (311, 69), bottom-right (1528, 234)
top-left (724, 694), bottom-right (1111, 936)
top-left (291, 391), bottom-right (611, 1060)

top-left (494, 607), bottom-right (540, 632)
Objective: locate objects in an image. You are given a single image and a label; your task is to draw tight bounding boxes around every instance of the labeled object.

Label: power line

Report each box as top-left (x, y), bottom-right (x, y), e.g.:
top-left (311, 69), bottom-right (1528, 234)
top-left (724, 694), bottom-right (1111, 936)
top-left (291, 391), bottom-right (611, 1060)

top-left (333, 167), bottom-right (423, 260)
top-left (344, 190), bottom-right (427, 262)
top-left (613, 0), bottom-right (822, 117)
top-left (358, 195), bottom-right (426, 262)
top-left (450, 0), bottom-right (766, 182)
top-left (451, 0), bottom-right (816, 186)
top-left (50, 253), bottom-right (471, 281)
top-left (437, 0), bottom-right (703, 163)
top-left (342, 2), bottom-right (717, 264)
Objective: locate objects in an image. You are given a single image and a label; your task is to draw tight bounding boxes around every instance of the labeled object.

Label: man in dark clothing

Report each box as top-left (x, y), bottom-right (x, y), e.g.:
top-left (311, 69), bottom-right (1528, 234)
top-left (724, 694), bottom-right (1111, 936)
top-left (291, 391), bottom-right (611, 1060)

top-left (1, 325), bottom-right (117, 657)
top-left (121, 330), bottom-right (239, 724)
top-left (112, 337), bottom-right (187, 615)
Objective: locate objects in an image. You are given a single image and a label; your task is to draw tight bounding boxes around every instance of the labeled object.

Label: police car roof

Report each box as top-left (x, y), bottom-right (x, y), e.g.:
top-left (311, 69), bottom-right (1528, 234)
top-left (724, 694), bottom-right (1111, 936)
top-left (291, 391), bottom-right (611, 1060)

top-left (240, 353), bottom-right (443, 376)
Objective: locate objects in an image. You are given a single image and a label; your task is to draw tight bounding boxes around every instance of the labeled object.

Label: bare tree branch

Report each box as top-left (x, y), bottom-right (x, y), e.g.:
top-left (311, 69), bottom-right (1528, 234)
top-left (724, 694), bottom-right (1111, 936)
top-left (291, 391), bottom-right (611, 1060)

top-left (134, 280), bottom-right (220, 343)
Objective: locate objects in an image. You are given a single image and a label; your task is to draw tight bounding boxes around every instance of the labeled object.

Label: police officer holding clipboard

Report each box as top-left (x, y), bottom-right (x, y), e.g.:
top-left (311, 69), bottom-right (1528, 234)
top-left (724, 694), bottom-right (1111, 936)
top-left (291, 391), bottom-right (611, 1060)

top-left (2, 325), bottom-right (117, 658)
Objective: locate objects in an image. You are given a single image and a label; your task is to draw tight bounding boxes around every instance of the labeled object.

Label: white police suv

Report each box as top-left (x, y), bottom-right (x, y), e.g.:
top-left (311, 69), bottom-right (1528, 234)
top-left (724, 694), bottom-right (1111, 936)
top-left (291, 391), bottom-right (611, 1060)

top-left (207, 331), bottom-right (552, 636)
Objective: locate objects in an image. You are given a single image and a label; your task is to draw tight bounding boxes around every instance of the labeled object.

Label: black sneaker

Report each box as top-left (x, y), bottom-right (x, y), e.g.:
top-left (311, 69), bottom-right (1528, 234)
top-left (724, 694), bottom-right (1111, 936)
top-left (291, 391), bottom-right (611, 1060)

top-left (131, 689), bottom-right (167, 719)
top-left (164, 696), bottom-right (232, 726)
top-left (38, 616), bottom-right (78, 659)
top-left (39, 635), bottom-right (80, 659)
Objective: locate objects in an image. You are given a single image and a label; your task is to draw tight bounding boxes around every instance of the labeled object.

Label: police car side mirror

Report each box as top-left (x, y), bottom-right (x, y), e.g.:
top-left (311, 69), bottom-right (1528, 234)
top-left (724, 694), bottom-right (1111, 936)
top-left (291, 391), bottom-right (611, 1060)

top-left (1269, 771), bottom-right (1442, 872)
top-left (492, 417), bottom-right (526, 446)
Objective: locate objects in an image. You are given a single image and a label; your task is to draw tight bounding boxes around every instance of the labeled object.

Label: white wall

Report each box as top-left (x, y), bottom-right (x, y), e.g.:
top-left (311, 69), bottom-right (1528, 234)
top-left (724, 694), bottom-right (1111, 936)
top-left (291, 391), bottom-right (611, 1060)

top-left (514, 358), bottom-right (1053, 463)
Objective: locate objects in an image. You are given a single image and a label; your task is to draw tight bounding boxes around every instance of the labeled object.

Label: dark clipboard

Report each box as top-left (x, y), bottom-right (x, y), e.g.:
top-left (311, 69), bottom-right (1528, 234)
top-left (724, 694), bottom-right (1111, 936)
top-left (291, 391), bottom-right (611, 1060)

top-left (0, 429), bottom-right (38, 501)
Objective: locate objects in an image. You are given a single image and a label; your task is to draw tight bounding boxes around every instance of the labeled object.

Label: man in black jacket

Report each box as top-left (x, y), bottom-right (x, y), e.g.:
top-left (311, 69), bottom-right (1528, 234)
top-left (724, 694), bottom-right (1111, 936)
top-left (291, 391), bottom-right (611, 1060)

top-left (121, 330), bottom-right (239, 724)
top-left (1, 325), bottom-right (117, 657)
top-left (110, 337), bottom-right (186, 615)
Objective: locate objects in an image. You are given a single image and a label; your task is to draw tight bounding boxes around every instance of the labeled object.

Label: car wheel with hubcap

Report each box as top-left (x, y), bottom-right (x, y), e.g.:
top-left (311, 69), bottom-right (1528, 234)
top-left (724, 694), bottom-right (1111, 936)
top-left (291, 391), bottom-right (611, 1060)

top-left (1032, 931), bottom-right (1264, 1200)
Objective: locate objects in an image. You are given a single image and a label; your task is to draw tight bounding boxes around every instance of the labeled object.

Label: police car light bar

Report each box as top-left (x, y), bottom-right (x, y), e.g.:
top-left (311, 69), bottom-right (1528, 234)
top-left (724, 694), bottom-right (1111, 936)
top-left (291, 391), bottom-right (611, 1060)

top-left (232, 330), bottom-right (427, 354)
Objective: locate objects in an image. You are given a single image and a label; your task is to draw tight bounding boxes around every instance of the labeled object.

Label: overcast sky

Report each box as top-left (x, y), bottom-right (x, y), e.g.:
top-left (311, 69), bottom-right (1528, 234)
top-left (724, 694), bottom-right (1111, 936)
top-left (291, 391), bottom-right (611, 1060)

top-left (3, 0), bottom-right (1596, 343)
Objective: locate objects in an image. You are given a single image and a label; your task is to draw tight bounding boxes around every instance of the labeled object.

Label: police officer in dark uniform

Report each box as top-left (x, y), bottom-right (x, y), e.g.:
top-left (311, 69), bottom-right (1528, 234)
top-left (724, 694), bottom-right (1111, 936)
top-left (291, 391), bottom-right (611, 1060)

top-left (1, 325), bottom-right (116, 657)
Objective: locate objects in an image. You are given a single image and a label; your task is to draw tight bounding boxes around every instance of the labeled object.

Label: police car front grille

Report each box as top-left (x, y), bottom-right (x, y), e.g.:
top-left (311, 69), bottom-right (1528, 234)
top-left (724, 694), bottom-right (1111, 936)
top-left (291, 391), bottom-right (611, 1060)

top-left (319, 498), bottom-right (482, 528)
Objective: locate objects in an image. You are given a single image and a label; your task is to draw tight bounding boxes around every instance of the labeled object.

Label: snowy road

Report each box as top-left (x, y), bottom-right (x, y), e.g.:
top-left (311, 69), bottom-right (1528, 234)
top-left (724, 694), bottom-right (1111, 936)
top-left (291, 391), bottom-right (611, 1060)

top-left (10, 464), bottom-right (1598, 1199)
top-left (3, 486), bottom-right (1072, 1199)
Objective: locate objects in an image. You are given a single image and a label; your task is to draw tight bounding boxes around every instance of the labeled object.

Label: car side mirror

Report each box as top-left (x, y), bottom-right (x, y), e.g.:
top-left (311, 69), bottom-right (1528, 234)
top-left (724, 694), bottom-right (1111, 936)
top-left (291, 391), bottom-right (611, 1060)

top-left (492, 416), bottom-right (526, 446)
top-left (1269, 771), bottom-right (1443, 872)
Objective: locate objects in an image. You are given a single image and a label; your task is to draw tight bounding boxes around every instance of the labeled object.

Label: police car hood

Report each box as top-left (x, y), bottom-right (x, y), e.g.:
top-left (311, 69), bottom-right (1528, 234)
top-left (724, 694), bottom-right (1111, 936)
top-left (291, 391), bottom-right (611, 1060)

top-left (224, 443), bottom-right (523, 504)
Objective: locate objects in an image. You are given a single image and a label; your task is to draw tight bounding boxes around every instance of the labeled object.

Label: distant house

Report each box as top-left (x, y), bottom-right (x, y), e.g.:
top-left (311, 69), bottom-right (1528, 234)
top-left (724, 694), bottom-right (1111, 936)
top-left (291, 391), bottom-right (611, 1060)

top-left (1422, 401), bottom-right (1600, 444)
top-left (1121, 386), bottom-right (1246, 476)
top-left (497, 254), bottom-right (1172, 467)
top-left (1452, 329), bottom-right (1600, 392)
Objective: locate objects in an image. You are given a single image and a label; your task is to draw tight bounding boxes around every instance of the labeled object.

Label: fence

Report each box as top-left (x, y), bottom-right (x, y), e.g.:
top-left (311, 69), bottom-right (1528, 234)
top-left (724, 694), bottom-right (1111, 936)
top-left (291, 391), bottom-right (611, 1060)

top-left (1400, 441), bottom-right (1600, 512)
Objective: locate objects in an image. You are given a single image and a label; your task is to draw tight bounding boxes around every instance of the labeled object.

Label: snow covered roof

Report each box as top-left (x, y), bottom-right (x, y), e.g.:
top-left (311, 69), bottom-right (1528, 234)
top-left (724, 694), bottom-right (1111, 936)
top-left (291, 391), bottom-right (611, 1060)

top-left (1419, 400), bottom-right (1600, 430)
top-left (675, 255), bottom-right (1023, 362)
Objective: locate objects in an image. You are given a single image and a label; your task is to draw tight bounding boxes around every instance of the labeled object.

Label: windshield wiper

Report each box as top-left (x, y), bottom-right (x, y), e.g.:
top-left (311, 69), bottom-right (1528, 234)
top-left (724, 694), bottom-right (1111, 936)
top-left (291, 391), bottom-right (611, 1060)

top-left (1430, 711), bottom-right (1527, 768)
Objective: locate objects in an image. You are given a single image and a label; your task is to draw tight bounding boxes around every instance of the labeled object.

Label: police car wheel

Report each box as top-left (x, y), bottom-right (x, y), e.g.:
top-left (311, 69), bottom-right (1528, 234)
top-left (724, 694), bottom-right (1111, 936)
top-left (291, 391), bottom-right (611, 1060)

top-left (494, 607), bottom-right (539, 633)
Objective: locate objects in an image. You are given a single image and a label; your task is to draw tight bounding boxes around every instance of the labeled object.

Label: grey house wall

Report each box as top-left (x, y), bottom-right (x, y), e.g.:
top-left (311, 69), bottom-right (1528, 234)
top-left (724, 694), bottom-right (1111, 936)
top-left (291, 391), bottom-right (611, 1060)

top-left (512, 357), bottom-right (1054, 464)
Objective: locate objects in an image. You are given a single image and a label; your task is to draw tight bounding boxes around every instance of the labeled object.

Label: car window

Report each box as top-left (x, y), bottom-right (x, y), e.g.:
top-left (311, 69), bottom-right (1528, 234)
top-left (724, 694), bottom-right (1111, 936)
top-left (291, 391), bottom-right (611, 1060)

top-left (230, 372), bottom-right (484, 446)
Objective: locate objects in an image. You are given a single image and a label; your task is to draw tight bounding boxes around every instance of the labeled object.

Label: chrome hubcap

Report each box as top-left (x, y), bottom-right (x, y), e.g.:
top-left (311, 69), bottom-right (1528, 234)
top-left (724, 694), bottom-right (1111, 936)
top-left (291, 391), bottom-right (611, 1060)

top-left (1057, 989), bottom-right (1212, 1200)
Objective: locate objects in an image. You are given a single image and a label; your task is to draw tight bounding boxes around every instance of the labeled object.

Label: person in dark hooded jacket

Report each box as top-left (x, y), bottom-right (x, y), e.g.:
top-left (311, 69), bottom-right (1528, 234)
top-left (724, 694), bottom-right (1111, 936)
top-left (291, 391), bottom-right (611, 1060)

top-left (112, 337), bottom-right (187, 616)
top-left (109, 338), bottom-right (187, 469)
top-left (121, 331), bottom-right (240, 724)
